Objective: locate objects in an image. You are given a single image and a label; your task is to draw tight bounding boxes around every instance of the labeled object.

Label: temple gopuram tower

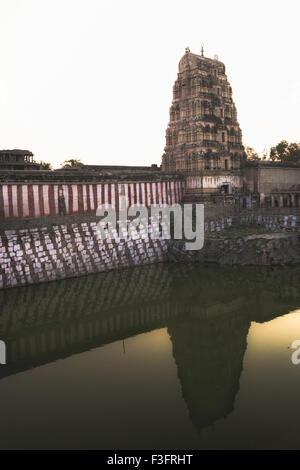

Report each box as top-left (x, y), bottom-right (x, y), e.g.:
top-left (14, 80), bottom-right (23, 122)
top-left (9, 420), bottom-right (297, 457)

top-left (162, 47), bottom-right (246, 201)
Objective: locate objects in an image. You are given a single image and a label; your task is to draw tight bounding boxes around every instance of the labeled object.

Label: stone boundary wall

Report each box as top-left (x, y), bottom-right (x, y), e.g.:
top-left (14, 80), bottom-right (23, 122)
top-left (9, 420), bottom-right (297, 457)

top-left (1, 213), bottom-right (300, 290)
top-left (169, 213), bottom-right (300, 266)
top-left (0, 221), bottom-right (169, 289)
top-left (171, 233), bottom-right (300, 266)
top-left (205, 214), bottom-right (300, 233)
top-left (0, 180), bottom-right (184, 219)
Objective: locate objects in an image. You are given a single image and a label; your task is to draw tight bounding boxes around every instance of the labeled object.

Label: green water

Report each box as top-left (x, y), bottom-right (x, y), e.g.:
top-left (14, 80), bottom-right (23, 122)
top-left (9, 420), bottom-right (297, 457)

top-left (0, 263), bottom-right (300, 450)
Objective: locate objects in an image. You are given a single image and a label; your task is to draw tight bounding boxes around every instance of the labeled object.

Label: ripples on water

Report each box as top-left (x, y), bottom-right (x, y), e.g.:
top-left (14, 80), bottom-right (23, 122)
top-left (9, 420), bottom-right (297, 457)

top-left (0, 263), bottom-right (300, 449)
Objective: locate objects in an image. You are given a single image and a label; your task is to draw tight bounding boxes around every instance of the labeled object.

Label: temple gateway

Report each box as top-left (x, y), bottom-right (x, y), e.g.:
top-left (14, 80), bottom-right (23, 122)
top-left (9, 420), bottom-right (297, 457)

top-left (161, 48), bottom-right (300, 208)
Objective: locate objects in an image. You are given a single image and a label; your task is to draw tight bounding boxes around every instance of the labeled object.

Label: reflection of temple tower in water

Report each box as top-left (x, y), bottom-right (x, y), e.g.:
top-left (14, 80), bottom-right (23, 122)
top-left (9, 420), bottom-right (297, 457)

top-left (167, 265), bottom-right (300, 432)
top-left (168, 312), bottom-right (250, 432)
top-left (0, 262), bottom-right (300, 428)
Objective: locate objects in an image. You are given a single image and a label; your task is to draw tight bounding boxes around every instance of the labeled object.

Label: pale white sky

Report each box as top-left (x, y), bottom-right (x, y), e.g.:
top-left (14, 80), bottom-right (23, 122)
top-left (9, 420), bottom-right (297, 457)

top-left (0, 0), bottom-right (299, 168)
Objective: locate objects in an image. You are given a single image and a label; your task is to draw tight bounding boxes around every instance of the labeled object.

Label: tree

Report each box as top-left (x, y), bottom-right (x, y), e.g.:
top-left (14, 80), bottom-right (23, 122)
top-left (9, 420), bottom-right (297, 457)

top-left (270, 140), bottom-right (300, 162)
top-left (40, 161), bottom-right (53, 170)
top-left (245, 146), bottom-right (260, 160)
top-left (61, 158), bottom-right (84, 169)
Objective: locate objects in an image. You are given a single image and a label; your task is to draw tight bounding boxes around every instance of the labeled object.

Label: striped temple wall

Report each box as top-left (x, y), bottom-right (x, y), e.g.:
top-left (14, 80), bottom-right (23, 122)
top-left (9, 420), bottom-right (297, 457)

top-left (0, 180), bottom-right (185, 219)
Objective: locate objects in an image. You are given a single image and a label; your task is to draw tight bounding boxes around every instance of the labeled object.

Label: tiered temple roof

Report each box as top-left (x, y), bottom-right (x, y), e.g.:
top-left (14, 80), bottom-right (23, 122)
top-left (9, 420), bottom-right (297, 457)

top-left (162, 48), bottom-right (246, 174)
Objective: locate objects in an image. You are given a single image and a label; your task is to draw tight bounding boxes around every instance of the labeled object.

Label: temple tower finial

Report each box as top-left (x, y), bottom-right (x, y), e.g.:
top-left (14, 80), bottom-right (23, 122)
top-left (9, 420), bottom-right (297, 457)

top-left (201, 43), bottom-right (204, 57)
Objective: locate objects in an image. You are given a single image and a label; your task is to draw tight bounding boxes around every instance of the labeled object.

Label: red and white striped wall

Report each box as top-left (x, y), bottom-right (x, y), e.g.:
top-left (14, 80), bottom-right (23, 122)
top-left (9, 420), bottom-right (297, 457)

top-left (0, 181), bottom-right (185, 219)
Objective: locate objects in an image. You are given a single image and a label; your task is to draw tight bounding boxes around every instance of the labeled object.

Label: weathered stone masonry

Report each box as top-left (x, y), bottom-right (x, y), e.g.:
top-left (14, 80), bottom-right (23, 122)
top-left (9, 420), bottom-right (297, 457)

top-left (1, 213), bottom-right (300, 289)
top-left (0, 221), bottom-right (170, 289)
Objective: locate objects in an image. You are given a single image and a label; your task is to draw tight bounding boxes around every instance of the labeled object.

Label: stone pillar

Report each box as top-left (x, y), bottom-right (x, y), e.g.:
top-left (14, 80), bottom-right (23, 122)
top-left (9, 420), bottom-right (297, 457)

top-left (271, 195), bottom-right (275, 208)
top-left (260, 193), bottom-right (265, 207)
top-left (279, 195), bottom-right (283, 208)
top-left (291, 194), bottom-right (295, 207)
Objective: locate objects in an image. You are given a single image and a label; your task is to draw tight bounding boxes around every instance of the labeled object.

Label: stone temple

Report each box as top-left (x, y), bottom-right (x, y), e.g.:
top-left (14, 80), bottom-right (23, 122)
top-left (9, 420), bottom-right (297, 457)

top-left (162, 47), bottom-right (246, 203)
top-left (1, 47), bottom-right (300, 214)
